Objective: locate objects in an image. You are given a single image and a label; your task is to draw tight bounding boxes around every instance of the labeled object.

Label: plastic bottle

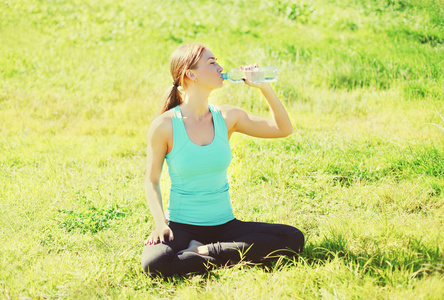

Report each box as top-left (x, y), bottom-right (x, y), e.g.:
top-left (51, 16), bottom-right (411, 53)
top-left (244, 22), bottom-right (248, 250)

top-left (222, 66), bottom-right (278, 83)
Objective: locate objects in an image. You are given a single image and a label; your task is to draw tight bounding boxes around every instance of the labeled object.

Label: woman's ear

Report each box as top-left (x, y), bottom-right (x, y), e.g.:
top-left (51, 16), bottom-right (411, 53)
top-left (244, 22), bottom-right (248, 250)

top-left (186, 70), bottom-right (196, 81)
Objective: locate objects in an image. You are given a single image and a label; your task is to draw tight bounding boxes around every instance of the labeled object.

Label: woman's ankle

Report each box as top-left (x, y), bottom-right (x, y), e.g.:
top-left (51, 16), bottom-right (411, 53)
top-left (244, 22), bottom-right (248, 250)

top-left (197, 245), bottom-right (209, 256)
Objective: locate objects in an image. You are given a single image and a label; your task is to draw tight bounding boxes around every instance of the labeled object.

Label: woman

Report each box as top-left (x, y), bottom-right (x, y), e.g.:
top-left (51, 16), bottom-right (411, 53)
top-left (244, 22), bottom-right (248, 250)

top-left (141, 43), bottom-right (304, 277)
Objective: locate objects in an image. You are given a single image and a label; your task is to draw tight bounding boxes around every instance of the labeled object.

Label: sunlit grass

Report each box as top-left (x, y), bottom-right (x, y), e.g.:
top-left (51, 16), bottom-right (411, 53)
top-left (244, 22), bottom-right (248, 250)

top-left (1, 0), bottom-right (443, 298)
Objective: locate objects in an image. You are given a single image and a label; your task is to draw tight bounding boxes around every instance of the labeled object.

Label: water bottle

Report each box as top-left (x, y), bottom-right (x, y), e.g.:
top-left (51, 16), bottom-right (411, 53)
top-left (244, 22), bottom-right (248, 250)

top-left (222, 66), bottom-right (278, 83)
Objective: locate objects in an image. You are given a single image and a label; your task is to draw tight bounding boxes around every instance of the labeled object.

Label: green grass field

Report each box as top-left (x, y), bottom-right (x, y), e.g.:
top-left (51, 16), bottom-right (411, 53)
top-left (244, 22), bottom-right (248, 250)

top-left (1, 0), bottom-right (443, 298)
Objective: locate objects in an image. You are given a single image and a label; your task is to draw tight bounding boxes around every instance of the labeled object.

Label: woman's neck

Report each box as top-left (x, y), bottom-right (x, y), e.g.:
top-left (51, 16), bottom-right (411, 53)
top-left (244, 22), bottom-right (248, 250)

top-left (182, 88), bottom-right (211, 121)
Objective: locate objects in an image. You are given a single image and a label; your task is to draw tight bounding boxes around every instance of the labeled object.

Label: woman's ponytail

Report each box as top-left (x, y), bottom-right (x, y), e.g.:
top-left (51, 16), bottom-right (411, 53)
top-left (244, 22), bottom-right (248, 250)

top-left (161, 83), bottom-right (182, 114)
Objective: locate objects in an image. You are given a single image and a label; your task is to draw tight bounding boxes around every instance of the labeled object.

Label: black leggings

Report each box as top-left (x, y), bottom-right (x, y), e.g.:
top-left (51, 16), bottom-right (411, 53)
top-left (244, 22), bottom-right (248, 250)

top-left (141, 219), bottom-right (305, 277)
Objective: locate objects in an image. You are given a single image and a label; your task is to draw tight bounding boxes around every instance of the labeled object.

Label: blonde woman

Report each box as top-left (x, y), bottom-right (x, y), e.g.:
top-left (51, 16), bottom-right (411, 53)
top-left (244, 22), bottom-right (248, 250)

top-left (141, 43), bottom-right (304, 276)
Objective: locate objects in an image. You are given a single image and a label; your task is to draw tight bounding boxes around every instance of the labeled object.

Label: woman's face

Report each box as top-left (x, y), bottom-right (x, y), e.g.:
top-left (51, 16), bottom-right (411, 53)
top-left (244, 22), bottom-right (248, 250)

top-left (189, 49), bottom-right (224, 89)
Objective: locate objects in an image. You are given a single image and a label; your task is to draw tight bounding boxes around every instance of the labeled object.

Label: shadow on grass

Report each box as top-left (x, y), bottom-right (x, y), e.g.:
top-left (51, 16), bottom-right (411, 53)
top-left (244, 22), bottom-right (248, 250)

top-left (295, 232), bottom-right (444, 285)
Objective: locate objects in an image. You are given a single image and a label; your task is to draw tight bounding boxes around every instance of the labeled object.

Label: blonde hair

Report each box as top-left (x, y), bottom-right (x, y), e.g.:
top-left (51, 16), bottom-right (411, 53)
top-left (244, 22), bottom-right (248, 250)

top-left (160, 43), bottom-right (207, 113)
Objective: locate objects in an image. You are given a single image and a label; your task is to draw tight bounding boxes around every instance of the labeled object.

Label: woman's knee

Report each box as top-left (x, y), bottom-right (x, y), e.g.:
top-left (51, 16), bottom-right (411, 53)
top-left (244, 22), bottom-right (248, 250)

top-left (140, 245), bottom-right (174, 276)
top-left (141, 252), bottom-right (159, 276)
top-left (290, 227), bottom-right (305, 253)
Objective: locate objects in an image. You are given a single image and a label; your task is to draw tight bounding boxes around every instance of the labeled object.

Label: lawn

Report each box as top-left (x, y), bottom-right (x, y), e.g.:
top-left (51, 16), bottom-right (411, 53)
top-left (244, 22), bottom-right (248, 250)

top-left (1, 0), bottom-right (443, 298)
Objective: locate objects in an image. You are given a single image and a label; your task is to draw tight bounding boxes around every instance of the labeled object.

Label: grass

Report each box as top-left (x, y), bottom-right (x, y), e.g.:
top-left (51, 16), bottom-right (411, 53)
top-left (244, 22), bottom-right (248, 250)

top-left (1, 0), bottom-right (443, 298)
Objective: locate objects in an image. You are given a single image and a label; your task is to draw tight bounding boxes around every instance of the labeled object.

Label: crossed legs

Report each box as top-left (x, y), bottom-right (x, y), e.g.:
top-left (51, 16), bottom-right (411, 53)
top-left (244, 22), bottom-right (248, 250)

top-left (141, 219), bottom-right (304, 277)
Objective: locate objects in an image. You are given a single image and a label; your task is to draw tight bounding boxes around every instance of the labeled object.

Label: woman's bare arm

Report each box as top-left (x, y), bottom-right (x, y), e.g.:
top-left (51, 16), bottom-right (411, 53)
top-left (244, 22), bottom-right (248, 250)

top-left (144, 115), bottom-right (174, 245)
top-left (220, 84), bottom-right (293, 139)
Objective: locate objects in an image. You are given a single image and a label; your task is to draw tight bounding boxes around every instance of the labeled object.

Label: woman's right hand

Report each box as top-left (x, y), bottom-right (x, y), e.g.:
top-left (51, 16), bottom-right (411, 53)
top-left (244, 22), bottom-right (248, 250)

top-left (144, 223), bottom-right (174, 246)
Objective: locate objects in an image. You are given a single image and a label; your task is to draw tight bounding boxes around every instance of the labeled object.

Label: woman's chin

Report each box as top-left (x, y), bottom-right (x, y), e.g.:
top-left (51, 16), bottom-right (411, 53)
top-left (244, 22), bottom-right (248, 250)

top-left (210, 82), bottom-right (223, 90)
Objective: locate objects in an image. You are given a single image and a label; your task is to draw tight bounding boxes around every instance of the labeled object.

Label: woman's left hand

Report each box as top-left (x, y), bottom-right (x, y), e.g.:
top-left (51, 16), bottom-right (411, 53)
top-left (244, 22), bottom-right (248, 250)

top-left (240, 64), bottom-right (272, 90)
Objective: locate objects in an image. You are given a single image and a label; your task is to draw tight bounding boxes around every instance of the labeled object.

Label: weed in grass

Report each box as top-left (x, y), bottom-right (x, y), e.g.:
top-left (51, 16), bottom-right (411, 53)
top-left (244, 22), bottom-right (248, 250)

top-left (56, 204), bottom-right (129, 234)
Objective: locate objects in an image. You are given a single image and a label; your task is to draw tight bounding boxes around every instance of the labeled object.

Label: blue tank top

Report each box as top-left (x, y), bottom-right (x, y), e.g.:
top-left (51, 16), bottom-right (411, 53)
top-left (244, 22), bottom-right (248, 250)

top-left (165, 104), bottom-right (235, 226)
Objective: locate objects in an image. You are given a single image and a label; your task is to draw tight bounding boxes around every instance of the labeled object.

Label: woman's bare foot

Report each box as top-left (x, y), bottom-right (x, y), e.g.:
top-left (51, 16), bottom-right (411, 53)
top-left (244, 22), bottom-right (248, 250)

top-left (177, 240), bottom-right (208, 255)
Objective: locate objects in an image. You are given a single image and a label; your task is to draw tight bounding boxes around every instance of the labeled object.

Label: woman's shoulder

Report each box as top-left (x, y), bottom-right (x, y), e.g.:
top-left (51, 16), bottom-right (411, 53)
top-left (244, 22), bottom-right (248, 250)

top-left (214, 105), bottom-right (246, 133)
top-left (215, 104), bottom-right (243, 115)
top-left (148, 109), bottom-right (175, 139)
top-left (215, 104), bottom-right (245, 120)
